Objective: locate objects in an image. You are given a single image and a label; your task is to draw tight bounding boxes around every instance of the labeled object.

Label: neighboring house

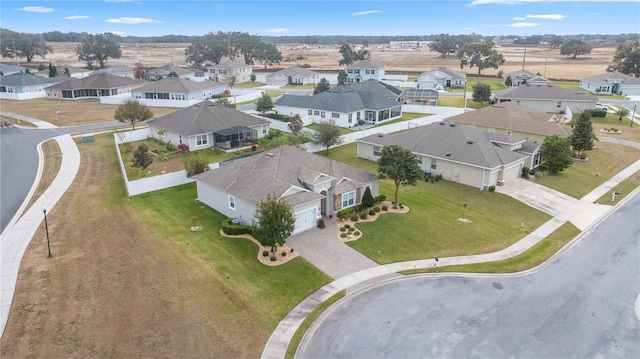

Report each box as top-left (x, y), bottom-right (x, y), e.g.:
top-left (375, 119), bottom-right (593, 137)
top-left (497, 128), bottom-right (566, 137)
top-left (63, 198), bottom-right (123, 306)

top-left (0, 73), bottom-right (70, 100)
top-left (207, 60), bottom-right (253, 84)
top-left (502, 69), bottom-right (549, 87)
top-left (131, 77), bottom-right (226, 107)
top-left (348, 79), bottom-right (402, 100)
top-left (45, 73), bottom-right (145, 99)
top-left (579, 71), bottom-right (640, 96)
top-left (417, 67), bottom-right (466, 89)
top-left (92, 66), bottom-right (136, 78)
top-left (447, 102), bottom-right (572, 143)
top-left (356, 122), bottom-right (536, 189)
top-left (35, 65), bottom-right (93, 79)
top-left (265, 66), bottom-right (319, 86)
top-left (0, 64), bottom-right (30, 76)
top-left (194, 145), bottom-right (379, 234)
top-left (398, 88), bottom-right (439, 106)
top-left (345, 60), bottom-right (385, 84)
top-left (492, 84), bottom-right (597, 114)
top-left (144, 64), bottom-right (207, 82)
top-left (147, 101), bottom-right (270, 151)
top-left (274, 86), bottom-right (403, 128)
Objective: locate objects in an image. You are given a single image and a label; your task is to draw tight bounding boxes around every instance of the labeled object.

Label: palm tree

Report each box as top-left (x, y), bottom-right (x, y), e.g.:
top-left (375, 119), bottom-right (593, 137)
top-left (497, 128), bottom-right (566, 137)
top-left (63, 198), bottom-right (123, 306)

top-left (615, 107), bottom-right (630, 121)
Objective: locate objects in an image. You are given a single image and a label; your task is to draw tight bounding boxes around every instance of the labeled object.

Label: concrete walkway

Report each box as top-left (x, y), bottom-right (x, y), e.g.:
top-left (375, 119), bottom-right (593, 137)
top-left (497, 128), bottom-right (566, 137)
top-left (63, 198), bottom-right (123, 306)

top-left (261, 155), bottom-right (640, 359)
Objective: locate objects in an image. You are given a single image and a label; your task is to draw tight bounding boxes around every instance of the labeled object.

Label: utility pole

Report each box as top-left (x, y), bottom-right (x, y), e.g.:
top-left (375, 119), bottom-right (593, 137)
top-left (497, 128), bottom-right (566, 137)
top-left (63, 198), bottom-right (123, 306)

top-left (522, 36), bottom-right (527, 70)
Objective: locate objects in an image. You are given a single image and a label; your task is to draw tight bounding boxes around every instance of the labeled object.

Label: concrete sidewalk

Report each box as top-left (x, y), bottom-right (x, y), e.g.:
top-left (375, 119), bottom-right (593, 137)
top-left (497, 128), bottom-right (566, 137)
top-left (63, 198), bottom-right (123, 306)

top-left (261, 158), bottom-right (640, 359)
top-left (0, 134), bottom-right (80, 337)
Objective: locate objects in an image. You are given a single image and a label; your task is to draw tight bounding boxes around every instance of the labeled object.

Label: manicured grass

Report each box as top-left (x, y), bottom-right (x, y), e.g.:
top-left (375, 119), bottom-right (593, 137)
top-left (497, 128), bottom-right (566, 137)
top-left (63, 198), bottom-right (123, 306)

top-left (306, 123), bottom-right (355, 135)
top-left (446, 76), bottom-right (505, 93)
top-left (0, 114), bottom-right (38, 128)
top-left (130, 182), bottom-right (332, 328)
top-left (549, 80), bottom-right (580, 89)
top-left (285, 290), bottom-right (346, 359)
top-left (284, 84), bottom-right (315, 89)
top-left (587, 110), bottom-right (640, 142)
top-left (371, 112), bottom-right (431, 128)
top-left (233, 82), bottom-right (265, 88)
top-left (533, 141), bottom-right (640, 199)
top-left (401, 222), bottom-right (580, 274)
top-left (319, 143), bottom-right (552, 264)
top-left (594, 171), bottom-right (640, 204)
top-left (438, 95), bottom-right (489, 109)
top-left (236, 92), bottom-right (282, 106)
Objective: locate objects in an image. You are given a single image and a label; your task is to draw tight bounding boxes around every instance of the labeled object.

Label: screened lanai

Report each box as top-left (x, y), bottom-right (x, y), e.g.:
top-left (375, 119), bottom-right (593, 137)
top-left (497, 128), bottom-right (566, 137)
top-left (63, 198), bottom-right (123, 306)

top-left (214, 126), bottom-right (259, 150)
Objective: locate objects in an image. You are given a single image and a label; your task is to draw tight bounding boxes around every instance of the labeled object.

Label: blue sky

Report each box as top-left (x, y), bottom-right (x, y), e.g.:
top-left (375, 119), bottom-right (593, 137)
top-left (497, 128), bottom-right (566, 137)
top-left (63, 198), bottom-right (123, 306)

top-left (1, 0), bottom-right (639, 37)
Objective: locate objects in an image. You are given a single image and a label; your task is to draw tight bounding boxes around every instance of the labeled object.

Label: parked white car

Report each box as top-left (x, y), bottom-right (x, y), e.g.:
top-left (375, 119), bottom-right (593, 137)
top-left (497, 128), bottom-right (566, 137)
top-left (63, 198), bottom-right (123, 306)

top-left (435, 85), bottom-right (444, 91)
top-left (595, 103), bottom-right (609, 111)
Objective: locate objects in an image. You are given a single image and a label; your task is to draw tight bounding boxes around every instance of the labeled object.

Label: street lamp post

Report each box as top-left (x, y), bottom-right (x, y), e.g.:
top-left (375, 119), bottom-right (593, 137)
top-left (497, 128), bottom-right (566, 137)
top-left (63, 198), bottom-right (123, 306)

top-left (43, 207), bottom-right (53, 258)
top-left (56, 110), bottom-right (61, 122)
top-left (630, 103), bottom-right (636, 128)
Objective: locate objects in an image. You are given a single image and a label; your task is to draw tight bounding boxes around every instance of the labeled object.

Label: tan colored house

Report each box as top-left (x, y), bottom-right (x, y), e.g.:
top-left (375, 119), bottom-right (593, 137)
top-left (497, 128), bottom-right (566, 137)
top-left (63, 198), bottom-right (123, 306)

top-left (357, 122), bottom-right (539, 189)
top-left (447, 102), bottom-right (572, 143)
top-left (207, 60), bottom-right (253, 84)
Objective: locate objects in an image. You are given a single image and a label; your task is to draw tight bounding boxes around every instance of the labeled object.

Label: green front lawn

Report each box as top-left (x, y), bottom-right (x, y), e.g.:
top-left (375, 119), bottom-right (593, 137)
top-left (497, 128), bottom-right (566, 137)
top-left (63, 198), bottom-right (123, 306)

top-left (371, 112), bottom-right (431, 128)
top-left (233, 82), bottom-right (265, 88)
top-left (438, 96), bottom-right (489, 109)
top-left (306, 123), bottom-right (355, 135)
top-left (594, 171), bottom-right (640, 204)
top-left (446, 76), bottom-right (505, 93)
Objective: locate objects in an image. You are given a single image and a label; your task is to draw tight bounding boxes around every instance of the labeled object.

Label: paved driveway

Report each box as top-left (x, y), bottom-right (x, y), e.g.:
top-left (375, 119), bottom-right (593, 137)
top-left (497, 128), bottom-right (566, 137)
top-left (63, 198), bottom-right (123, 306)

top-left (287, 219), bottom-right (378, 279)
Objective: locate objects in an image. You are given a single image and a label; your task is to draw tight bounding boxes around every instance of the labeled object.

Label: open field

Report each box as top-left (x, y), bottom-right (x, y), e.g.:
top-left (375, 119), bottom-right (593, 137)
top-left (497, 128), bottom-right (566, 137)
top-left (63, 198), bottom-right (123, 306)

top-left (25, 42), bottom-right (620, 81)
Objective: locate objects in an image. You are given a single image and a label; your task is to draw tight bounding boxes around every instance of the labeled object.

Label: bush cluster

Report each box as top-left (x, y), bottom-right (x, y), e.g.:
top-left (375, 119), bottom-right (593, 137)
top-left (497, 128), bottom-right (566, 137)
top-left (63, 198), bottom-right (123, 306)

top-left (368, 209), bottom-right (376, 216)
top-left (221, 218), bottom-right (255, 236)
top-left (381, 205), bottom-right (388, 211)
top-left (177, 143), bottom-right (190, 153)
top-left (359, 212), bottom-right (367, 220)
top-left (585, 109), bottom-right (607, 118)
top-left (351, 215), bottom-right (359, 222)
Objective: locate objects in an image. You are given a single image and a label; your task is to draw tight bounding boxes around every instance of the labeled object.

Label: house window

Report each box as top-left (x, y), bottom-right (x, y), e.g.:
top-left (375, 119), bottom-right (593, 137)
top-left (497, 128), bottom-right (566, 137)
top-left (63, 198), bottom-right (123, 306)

top-left (261, 125), bottom-right (268, 135)
top-left (196, 134), bottom-right (208, 146)
top-left (488, 128), bottom-right (495, 133)
top-left (557, 101), bottom-right (562, 109)
top-left (357, 112), bottom-right (361, 120)
top-left (348, 114), bottom-right (353, 124)
top-left (321, 112), bottom-right (325, 118)
top-left (228, 195), bottom-right (235, 210)
top-left (308, 110), bottom-right (312, 115)
top-left (314, 110), bottom-right (320, 116)
top-left (430, 159), bottom-right (437, 170)
top-left (506, 130), bottom-right (512, 135)
top-left (373, 146), bottom-right (382, 156)
top-left (342, 191), bottom-right (355, 208)
top-left (332, 112), bottom-right (340, 119)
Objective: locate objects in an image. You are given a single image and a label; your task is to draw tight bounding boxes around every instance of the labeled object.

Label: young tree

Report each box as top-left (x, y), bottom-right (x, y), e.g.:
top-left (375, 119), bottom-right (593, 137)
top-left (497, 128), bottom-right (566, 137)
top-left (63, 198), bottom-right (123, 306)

top-left (228, 75), bottom-right (237, 88)
top-left (615, 107), bottom-right (630, 121)
top-left (457, 41), bottom-right (505, 75)
top-left (288, 114), bottom-right (304, 135)
top-left (338, 42), bottom-right (370, 66)
top-left (311, 119), bottom-right (343, 154)
top-left (505, 75), bottom-right (513, 87)
top-left (133, 62), bottom-right (145, 79)
top-left (114, 99), bottom-right (154, 130)
top-left (313, 78), bottom-right (331, 95)
top-left (377, 144), bottom-right (422, 206)
top-left (571, 111), bottom-right (596, 156)
top-left (337, 71), bottom-right (348, 85)
top-left (255, 92), bottom-right (273, 115)
top-left (253, 193), bottom-right (295, 248)
top-left (184, 156), bottom-right (210, 178)
top-left (215, 98), bottom-right (236, 108)
top-left (542, 135), bottom-right (574, 174)
top-left (560, 40), bottom-right (592, 59)
top-left (607, 41), bottom-right (640, 78)
top-left (250, 73), bottom-right (257, 82)
top-left (75, 33), bottom-right (122, 68)
top-left (361, 186), bottom-right (375, 208)
top-left (472, 83), bottom-right (492, 105)
top-left (132, 144), bottom-right (153, 169)
top-left (48, 63), bottom-right (57, 77)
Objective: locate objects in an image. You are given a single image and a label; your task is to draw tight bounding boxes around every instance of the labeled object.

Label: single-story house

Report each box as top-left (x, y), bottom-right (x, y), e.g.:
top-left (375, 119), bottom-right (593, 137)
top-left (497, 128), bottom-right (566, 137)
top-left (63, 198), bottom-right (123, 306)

top-left (492, 84), bottom-right (597, 114)
top-left (274, 86), bottom-right (403, 128)
top-left (356, 122), bottom-right (538, 189)
top-left (348, 79), bottom-right (402, 100)
top-left (446, 102), bottom-right (572, 143)
top-left (92, 66), bottom-right (136, 78)
top-left (0, 73), bottom-right (70, 100)
top-left (131, 77), bottom-right (226, 107)
top-left (207, 60), bottom-right (253, 84)
top-left (398, 88), bottom-right (439, 106)
top-left (45, 73), bottom-right (146, 99)
top-left (0, 64), bottom-right (30, 76)
top-left (194, 145), bottom-right (379, 234)
top-left (345, 60), bottom-right (385, 84)
top-left (579, 71), bottom-right (640, 96)
top-left (265, 66), bottom-right (319, 86)
top-left (144, 64), bottom-right (207, 82)
top-left (147, 101), bottom-right (270, 151)
top-left (502, 69), bottom-right (549, 87)
top-left (417, 67), bottom-right (466, 89)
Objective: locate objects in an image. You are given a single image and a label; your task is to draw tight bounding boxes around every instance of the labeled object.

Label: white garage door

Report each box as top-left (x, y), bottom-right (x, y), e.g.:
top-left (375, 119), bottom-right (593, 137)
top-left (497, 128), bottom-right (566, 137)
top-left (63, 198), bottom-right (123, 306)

top-left (294, 208), bottom-right (316, 234)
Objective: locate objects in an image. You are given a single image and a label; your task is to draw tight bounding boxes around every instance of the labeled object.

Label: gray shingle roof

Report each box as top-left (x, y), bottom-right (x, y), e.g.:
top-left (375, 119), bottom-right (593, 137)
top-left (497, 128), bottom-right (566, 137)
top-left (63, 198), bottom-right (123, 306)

top-left (147, 101), bottom-right (268, 136)
top-left (358, 122), bottom-right (528, 169)
top-left (447, 102), bottom-right (572, 137)
top-left (47, 73), bottom-right (144, 90)
top-left (91, 66), bottom-right (134, 76)
top-left (209, 60), bottom-right (251, 70)
top-left (581, 71), bottom-right (640, 85)
top-left (266, 66), bottom-right (318, 78)
top-left (274, 86), bottom-right (402, 113)
top-left (194, 145), bottom-right (377, 205)
top-left (419, 67), bottom-right (466, 80)
top-left (348, 79), bottom-right (402, 98)
top-left (494, 84), bottom-right (597, 101)
top-left (133, 77), bottom-right (225, 93)
top-left (0, 73), bottom-right (69, 87)
top-left (146, 64), bottom-right (194, 77)
top-left (346, 60), bottom-right (384, 69)
top-left (0, 64), bottom-right (30, 75)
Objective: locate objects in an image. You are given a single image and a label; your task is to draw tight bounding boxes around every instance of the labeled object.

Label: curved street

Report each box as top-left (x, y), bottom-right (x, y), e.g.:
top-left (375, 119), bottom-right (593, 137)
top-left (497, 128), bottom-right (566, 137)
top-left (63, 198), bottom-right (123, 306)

top-left (297, 192), bottom-right (640, 359)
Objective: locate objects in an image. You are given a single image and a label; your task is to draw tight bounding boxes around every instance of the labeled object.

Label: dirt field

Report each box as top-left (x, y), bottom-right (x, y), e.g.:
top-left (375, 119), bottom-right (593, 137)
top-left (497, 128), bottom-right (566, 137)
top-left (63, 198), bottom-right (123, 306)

top-left (38, 42), bottom-right (617, 80)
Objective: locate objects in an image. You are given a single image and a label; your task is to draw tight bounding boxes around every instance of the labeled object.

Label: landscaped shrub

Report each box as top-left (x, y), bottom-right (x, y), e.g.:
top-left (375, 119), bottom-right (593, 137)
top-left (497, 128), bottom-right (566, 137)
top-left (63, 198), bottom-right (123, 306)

top-left (381, 205), bottom-right (388, 211)
top-left (132, 143), bottom-right (153, 169)
top-left (435, 174), bottom-right (442, 182)
top-left (340, 227), bottom-right (347, 232)
top-left (270, 256), bottom-right (277, 261)
top-left (262, 250), bottom-right (269, 257)
top-left (521, 166), bottom-right (530, 178)
top-left (374, 194), bottom-right (387, 203)
top-left (359, 212), bottom-right (367, 220)
top-left (166, 141), bottom-right (177, 151)
top-left (344, 224), bottom-right (350, 229)
top-left (586, 109), bottom-right (607, 117)
top-left (337, 207), bottom-right (355, 220)
top-left (374, 206), bottom-right (380, 212)
top-left (361, 186), bottom-right (375, 208)
top-left (317, 218), bottom-right (325, 228)
top-left (340, 233), bottom-right (348, 238)
top-left (348, 227), bottom-right (355, 233)
top-left (221, 218), bottom-right (255, 236)
top-left (177, 143), bottom-right (190, 153)
top-left (368, 209), bottom-right (376, 216)
top-left (488, 185), bottom-right (496, 192)
top-left (350, 215), bottom-right (358, 222)
top-left (281, 251), bottom-right (287, 257)
top-left (354, 231), bottom-right (360, 236)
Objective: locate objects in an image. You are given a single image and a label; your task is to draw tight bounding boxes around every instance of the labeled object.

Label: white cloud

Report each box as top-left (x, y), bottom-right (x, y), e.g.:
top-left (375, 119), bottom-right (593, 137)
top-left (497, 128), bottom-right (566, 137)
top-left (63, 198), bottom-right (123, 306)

top-left (17, 6), bottom-right (55, 13)
top-left (105, 17), bottom-right (161, 24)
top-left (471, 0), bottom-right (637, 4)
top-left (507, 22), bottom-right (541, 27)
top-left (526, 14), bottom-right (567, 20)
top-left (64, 15), bottom-right (90, 20)
top-left (352, 10), bottom-right (383, 16)
top-left (513, 17), bottom-right (526, 20)
top-left (266, 28), bottom-right (288, 33)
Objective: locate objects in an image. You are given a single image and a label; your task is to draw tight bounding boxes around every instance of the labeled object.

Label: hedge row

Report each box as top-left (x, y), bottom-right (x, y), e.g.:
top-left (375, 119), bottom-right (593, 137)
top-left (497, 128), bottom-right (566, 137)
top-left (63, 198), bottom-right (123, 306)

top-left (221, 218), bottom-right (255, 236)
top-left (336, 194), bottom-right (387, 219)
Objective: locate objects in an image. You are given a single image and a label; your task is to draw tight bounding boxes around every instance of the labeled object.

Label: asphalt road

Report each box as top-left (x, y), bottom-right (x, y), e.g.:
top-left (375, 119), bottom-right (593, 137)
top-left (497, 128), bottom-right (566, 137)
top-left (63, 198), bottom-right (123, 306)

top-left (298, 192), bottom-right (640, 359)
top-left (0, 121), bottom-right (124, 234)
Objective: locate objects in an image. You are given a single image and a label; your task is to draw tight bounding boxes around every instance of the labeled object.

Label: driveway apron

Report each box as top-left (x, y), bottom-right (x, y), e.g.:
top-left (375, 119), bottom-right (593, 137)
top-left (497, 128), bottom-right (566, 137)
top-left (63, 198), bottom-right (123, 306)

top-left (496, 178), bottom-right (577, 216)
top-left (287, 219), bottom-right (378, 279)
